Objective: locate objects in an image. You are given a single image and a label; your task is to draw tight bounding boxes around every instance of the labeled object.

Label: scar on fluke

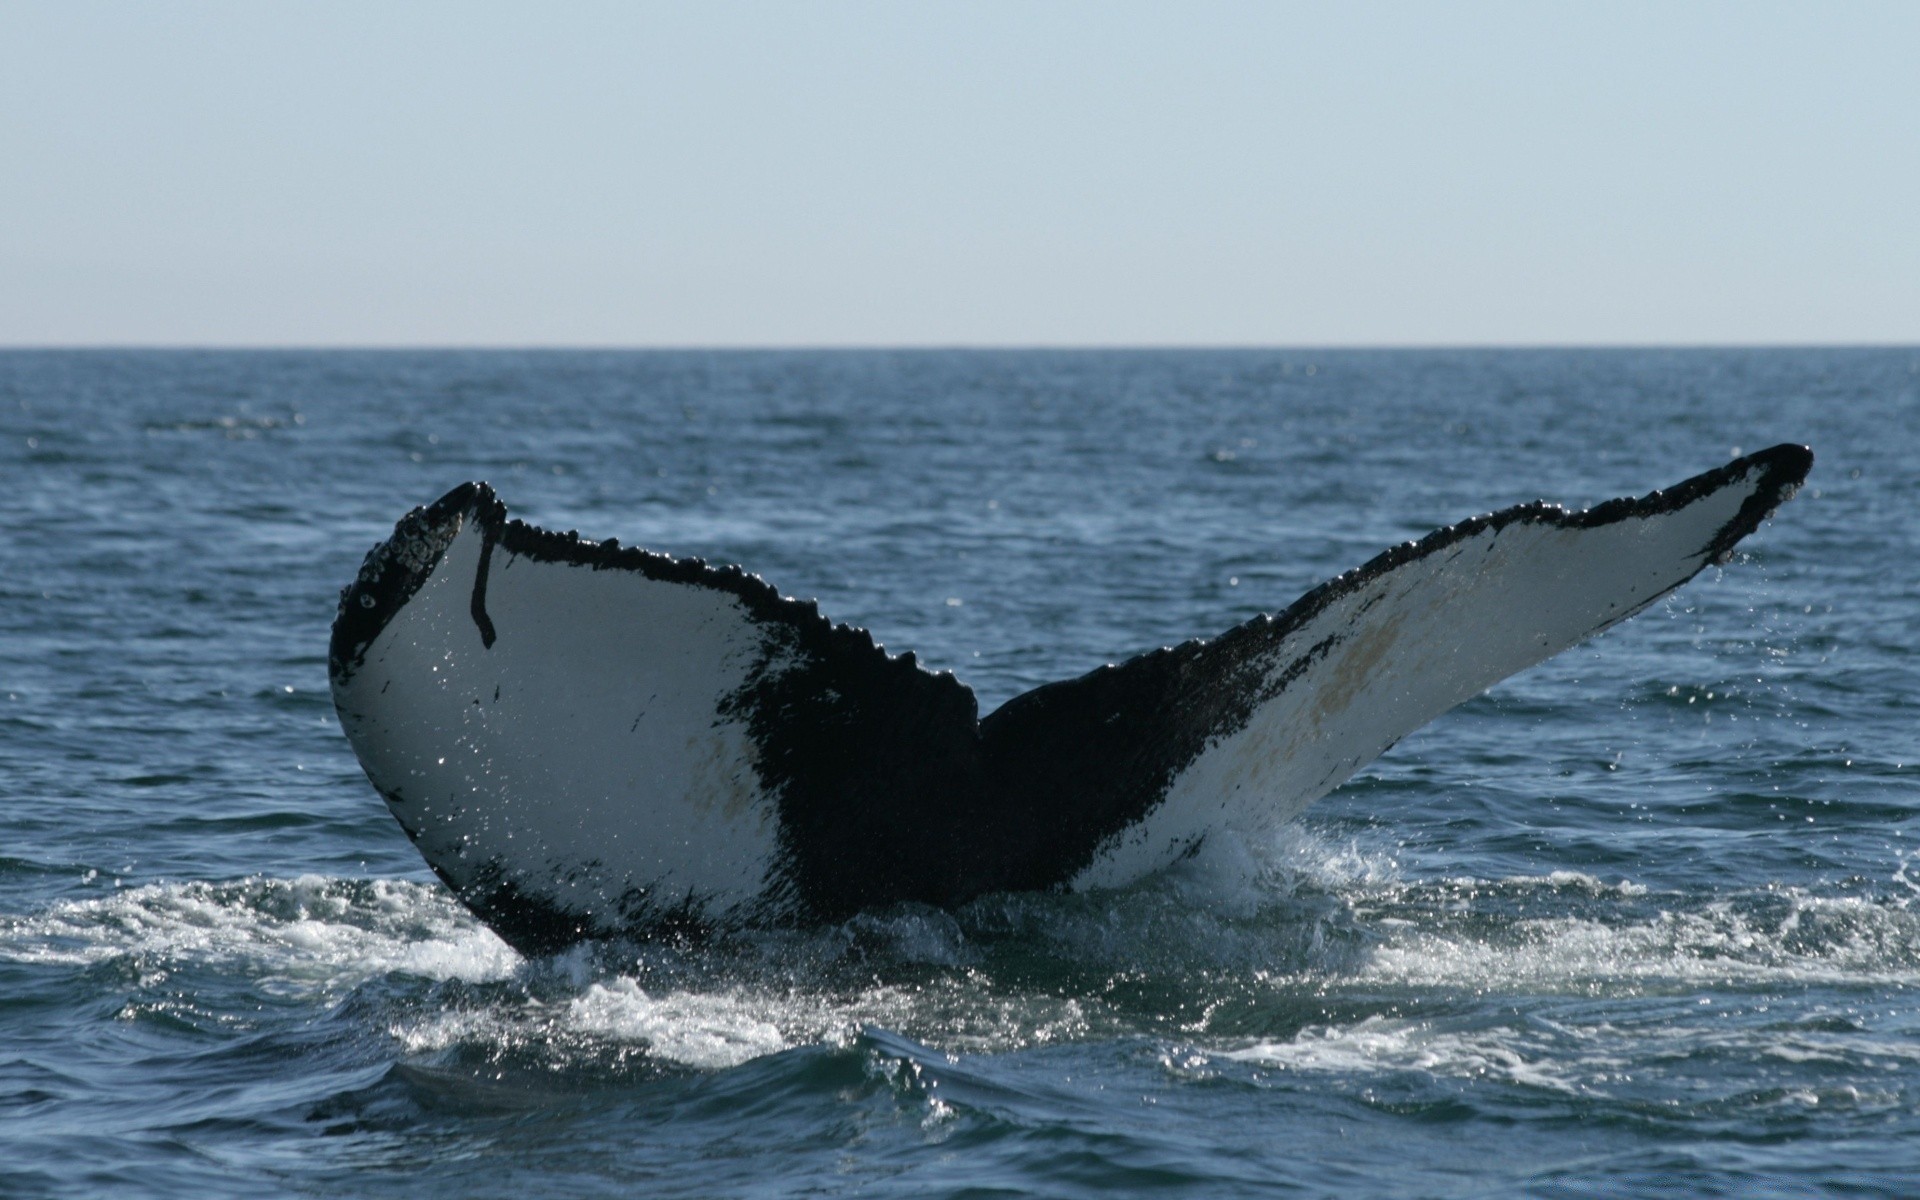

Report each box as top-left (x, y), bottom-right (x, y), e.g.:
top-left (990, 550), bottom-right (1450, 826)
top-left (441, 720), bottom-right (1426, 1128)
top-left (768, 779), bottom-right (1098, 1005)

top-left (331, 444), bottom-right (1811, 954)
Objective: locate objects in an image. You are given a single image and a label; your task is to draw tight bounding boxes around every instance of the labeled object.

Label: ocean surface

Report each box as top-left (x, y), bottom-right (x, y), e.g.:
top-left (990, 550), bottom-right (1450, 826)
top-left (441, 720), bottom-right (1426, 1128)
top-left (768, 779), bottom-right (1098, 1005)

top-left (2, 348), bottom-right (1916, 1198)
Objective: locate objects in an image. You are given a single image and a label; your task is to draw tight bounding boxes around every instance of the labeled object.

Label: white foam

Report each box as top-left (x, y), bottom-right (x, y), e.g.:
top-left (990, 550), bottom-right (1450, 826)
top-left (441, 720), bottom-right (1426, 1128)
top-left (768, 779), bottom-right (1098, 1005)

top-left (1222, 1006), bottom-right (1920, 1104)
top-left (383, 962), bottom-right (1095, 1070)
top-left (1222, 1015), bottom-right (1590, 1094)
top-left (1502, 869), bottom-right (1649, 897)
top-left (565, 979), bottom-right (790, 1068)
top-left (16, 854), bottom-right (1914, 1080)
top-left (388, 978), bottom-right (794, 1070)
top-left (1354, 890), bottom-right (1920, 992)
top-left (0, 876), bottom-right (518, 993)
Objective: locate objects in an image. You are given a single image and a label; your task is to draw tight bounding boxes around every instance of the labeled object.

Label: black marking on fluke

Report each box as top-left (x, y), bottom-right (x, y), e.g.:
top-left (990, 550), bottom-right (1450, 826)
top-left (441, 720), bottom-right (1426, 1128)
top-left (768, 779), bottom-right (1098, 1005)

top-left (331, 445), bottom-right (1813, 955)
top-left (469, 525), bottom-right (498, 648)
top-left (330, 482), bottom-right (506, 678)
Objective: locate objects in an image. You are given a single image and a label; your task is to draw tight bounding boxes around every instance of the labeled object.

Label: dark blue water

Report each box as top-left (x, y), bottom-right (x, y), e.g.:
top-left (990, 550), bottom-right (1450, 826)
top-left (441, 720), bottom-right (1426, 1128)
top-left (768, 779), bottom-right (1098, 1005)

top-left (2, 349), bottom-right (1916, 1197)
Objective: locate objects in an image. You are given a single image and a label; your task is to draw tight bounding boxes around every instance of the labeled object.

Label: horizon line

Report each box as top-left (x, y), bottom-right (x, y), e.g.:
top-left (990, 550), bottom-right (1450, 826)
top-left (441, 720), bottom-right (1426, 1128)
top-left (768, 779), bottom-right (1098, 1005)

top-left (1, 340), bottom-right (1916, 354)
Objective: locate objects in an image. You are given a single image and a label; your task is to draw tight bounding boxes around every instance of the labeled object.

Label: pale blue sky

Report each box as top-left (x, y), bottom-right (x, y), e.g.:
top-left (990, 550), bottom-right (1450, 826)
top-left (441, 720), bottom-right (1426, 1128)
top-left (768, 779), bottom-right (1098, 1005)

top-left (2, 1), bottom-right (1915, 346)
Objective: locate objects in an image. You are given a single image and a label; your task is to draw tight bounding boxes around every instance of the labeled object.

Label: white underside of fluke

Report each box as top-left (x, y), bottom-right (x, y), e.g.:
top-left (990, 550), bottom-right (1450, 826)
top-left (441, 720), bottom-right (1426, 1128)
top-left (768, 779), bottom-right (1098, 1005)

top-left (332, 521), bottom-right (791, 928)
top-left (1066, 476), bottom-right (1754, 890)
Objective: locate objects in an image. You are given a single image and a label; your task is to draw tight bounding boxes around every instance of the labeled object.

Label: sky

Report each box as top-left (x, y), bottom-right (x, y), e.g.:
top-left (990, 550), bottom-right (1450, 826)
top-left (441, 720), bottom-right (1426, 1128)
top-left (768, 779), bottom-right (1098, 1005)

top-left (2, 1), bottom-right (1916, 347)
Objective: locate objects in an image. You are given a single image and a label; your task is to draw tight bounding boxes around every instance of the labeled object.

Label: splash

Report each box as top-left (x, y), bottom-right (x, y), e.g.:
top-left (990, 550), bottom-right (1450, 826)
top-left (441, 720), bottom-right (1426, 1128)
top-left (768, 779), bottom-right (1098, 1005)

top-left (0, 876), bottom-right (518, 993)
top-left (12, 833), bottom-right (1916, 1082)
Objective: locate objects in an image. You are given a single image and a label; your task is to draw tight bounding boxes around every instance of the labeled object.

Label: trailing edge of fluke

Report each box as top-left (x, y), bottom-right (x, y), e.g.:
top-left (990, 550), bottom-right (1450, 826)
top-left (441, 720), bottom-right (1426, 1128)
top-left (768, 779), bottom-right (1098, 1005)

top-left (330, 444), bottom-right (1811, 954)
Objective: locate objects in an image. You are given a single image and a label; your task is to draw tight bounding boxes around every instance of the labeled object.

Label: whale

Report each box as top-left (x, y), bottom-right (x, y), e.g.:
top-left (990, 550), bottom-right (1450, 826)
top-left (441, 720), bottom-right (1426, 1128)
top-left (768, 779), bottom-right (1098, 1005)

top-left (330, 444), bottom-right (1811, 954)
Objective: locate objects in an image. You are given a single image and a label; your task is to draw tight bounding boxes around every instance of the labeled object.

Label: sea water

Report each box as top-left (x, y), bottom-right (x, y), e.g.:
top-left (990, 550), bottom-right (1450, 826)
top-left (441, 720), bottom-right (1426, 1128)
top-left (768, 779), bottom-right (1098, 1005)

top-left (1, 349), bottom-right (1916, 1197)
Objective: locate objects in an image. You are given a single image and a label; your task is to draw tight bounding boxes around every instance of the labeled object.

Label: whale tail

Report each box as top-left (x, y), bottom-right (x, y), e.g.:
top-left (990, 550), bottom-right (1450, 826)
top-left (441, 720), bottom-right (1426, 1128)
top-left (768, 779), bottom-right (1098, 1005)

top-left (331, 445), bottom-right (1810, 953)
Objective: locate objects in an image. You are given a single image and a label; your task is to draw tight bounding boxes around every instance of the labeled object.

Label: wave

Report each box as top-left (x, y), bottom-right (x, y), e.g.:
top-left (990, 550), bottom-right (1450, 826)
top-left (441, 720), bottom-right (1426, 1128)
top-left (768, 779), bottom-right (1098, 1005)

top-left (1216, 1010), bottom-right (1920, 1111)
top-left (0, 875), bottom-right (517, 994)
top-left (7, 828), bottom-right (1918, 1075)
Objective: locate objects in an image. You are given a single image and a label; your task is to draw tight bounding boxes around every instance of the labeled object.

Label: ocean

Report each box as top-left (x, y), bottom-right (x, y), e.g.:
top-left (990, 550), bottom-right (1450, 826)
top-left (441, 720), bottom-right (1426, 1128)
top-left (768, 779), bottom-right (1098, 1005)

top-left (2, 348), bottom-right (1915, 1197)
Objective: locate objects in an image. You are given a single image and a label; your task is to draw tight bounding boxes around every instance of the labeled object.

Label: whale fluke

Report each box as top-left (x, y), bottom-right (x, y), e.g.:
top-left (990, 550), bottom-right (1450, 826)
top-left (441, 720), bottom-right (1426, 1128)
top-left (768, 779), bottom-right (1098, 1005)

top-left (330, 445), bottom-right (1811, 953)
